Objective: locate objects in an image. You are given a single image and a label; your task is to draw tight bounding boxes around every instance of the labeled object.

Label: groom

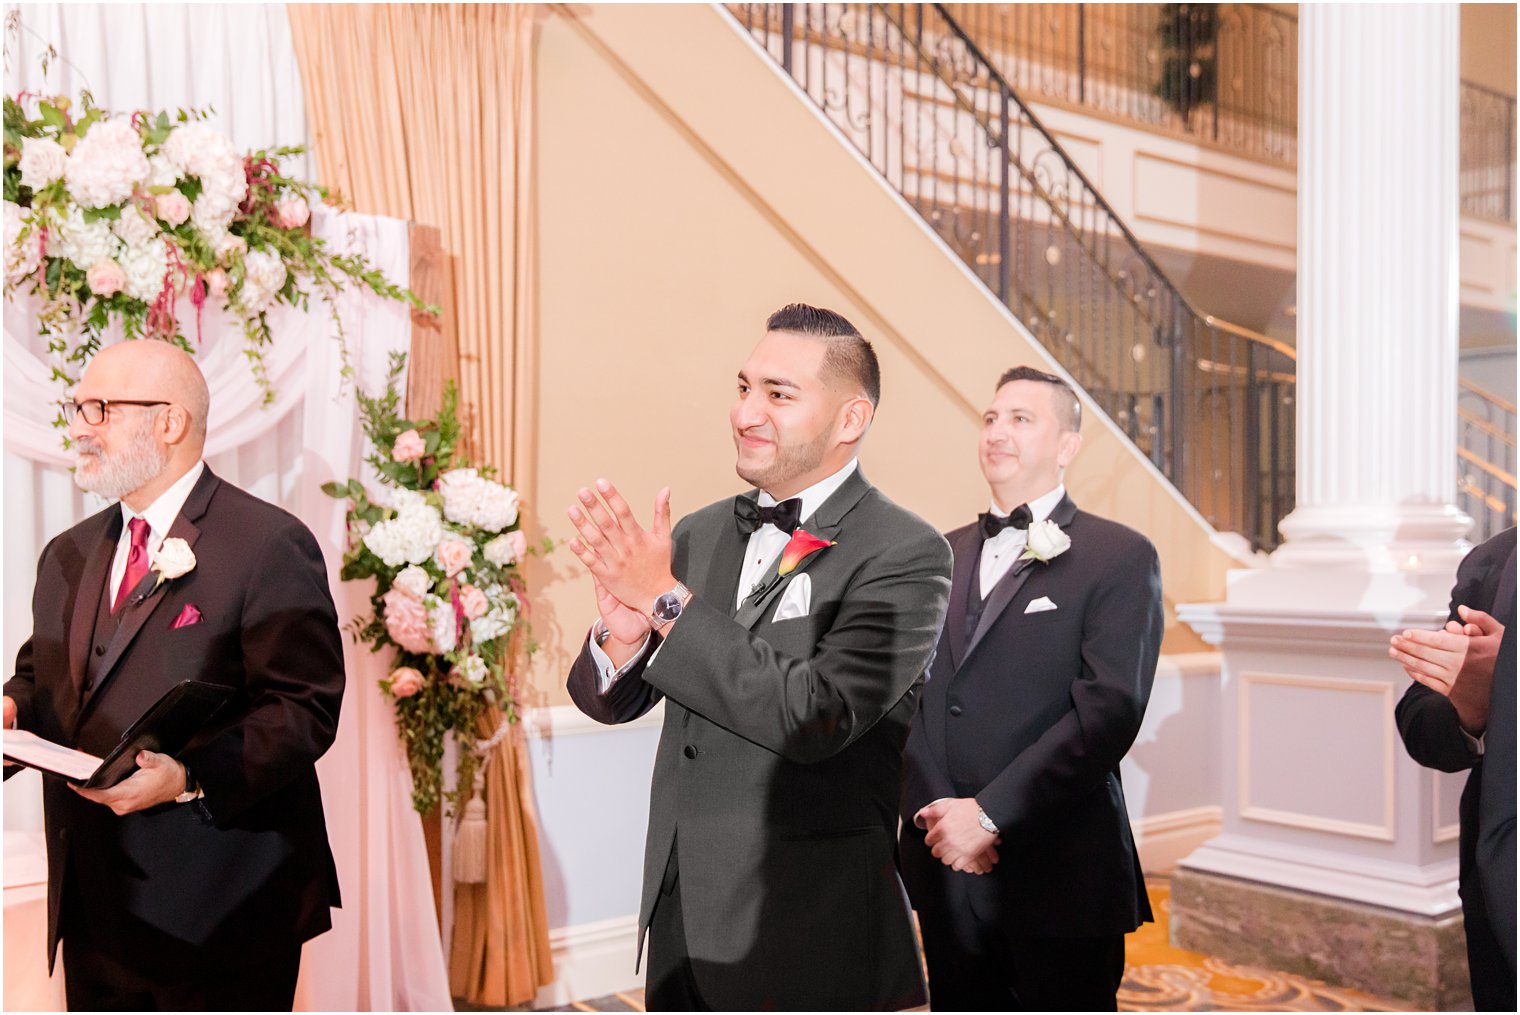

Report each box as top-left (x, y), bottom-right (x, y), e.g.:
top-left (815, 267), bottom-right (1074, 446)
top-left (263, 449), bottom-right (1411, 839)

top-left (564, 304), bottom-right (952, 1010)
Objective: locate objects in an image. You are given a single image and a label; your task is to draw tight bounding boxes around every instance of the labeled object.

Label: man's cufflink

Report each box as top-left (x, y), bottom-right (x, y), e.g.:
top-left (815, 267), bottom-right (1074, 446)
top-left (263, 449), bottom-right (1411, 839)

top-left (977, 806), bottom-right (999, 835)
top-left (591, 618), bottom-right (613, 647)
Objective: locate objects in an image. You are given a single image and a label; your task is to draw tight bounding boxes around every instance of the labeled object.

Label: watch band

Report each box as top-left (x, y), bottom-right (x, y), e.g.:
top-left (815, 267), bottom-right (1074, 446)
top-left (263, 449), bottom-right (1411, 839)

top-left (977, 806), bottom-right (999, 835)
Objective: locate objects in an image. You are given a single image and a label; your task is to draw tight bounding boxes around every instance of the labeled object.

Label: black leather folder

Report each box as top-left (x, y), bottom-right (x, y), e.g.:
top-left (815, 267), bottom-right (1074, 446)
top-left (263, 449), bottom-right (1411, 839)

top-left (78, 680), bottom-right (235, 789)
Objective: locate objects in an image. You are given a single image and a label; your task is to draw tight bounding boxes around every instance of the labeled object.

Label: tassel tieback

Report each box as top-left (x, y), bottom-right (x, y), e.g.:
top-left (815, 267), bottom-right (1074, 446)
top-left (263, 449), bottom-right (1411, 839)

top-left (453, 716), bottom-right (512, 885)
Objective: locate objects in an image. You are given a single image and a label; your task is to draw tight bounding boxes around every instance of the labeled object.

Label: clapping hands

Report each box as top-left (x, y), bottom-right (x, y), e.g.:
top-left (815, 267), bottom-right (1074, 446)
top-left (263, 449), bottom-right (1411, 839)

top-left (1390, 605), bottom-right (1506, 734)
top-left (567, 480), bottom-right (678, 665)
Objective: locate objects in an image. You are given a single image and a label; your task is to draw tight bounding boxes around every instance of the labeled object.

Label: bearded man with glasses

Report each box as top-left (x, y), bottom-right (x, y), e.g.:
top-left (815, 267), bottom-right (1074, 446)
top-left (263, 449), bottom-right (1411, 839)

top-left (4, 339), bottom-right (345, 1011)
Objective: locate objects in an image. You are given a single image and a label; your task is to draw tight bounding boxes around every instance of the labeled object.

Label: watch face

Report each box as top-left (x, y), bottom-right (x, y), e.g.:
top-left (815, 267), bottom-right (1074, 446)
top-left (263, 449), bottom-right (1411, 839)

top-left (653, 591), bottom-right (685, 624)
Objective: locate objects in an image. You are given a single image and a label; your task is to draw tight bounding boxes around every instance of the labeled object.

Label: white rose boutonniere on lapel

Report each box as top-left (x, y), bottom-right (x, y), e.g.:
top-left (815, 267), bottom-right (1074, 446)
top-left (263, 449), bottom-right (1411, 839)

top-left (150, 537), bottom-right (197, 589)
top-left (1021, 519), bottom-right (1071, 564)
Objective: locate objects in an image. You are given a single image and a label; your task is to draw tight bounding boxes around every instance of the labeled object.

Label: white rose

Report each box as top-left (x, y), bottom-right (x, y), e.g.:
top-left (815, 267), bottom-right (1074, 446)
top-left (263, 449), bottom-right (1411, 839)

top-left (393, 564), bottom-right (433, 599)
top-left (1022, 519), bottom-right (1072, 563)
top-left (150, 537), bottom-right (197, 583)
top-left (19, 137), bottom-right (68, 190)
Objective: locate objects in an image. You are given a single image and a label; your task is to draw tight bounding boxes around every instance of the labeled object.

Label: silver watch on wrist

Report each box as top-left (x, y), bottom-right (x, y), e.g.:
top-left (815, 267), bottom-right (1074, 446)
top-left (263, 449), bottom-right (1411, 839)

top-left (650, 581), bottom-right (692, 628)
top-left (977, 806), bottom-right (999, 835)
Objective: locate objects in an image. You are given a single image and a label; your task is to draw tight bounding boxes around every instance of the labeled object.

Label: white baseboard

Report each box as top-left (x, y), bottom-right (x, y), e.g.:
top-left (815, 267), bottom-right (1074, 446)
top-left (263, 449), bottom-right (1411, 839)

top-left (534, 915), bottom-right (644, 1008)
top-left (1135, 805), bottom-right (1222, 873)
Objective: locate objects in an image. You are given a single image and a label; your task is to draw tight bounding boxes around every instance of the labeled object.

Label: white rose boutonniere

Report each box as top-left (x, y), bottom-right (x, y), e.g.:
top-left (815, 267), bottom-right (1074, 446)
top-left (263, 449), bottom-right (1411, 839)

top-left (1021, 519), bottom-right (1071, 564)
top-left (150, 537), bottom-right (197, 588)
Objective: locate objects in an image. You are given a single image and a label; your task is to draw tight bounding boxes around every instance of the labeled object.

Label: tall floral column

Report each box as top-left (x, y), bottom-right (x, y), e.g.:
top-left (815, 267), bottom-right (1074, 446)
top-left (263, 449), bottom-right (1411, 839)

top-left (325, 368), bottom-right (553, 1006)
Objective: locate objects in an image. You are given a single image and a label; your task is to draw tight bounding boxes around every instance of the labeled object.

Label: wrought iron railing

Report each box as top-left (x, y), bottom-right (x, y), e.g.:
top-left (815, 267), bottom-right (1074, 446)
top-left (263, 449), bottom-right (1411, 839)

top-left (943, 3), bottom-right (1297, 164)
top-left (1459, 378), bottom-right (1518, 542)
top-left (1461, 82), bottom-right (1517, 224)
top-left (726, 2), bottom-right (1296, 550)
top-left (935, 5), bottom-right (1517, 226)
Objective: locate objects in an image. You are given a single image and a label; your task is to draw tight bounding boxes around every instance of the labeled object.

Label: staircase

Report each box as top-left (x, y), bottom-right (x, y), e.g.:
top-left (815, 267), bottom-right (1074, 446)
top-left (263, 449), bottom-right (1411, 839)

top-left (726, 2), bottom-right (1516, 550)
top-left (1459, 379), bottom-right (1518, 542)
top-left (727, 2), bottom-right (1294, 550)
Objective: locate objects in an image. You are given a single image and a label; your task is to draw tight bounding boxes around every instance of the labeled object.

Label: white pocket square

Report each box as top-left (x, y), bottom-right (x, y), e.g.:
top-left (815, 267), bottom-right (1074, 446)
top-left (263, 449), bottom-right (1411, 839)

top-left (1024, 596), bottom-right (1058, 614)
top-left (772, 573), bottom-right (812, 622)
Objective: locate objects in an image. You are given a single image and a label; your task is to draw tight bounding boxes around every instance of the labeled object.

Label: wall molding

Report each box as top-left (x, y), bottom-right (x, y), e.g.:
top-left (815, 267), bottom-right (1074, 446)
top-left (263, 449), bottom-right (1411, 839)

top-left (1135, 805), bottom-right (1222, 873)
top-left (525, 701), bottom-right (665, 739)
top-left (1431, 770), bottom-right (1462, 845)
top-left (1238, 671), bottom-right (1396, 841)
top-left (533, 915), bottom-right (643, 1008)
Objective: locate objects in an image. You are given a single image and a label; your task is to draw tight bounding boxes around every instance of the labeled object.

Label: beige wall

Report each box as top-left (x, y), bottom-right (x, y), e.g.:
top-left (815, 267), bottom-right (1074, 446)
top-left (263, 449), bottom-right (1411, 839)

top-left (1462, 3), bottom-right (1518, 94)
top-left (522, 5), bottom-right (1235, 708)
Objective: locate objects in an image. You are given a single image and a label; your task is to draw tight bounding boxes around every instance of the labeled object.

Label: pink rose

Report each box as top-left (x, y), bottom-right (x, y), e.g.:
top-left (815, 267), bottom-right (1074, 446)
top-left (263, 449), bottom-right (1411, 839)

top-left (155, 191), bottom-right (192, 227)
top-left (388, 666), bottom-right (425, 699)
top-left (459, 584), bottom-right (489, 620)
top-left (86, 258), bottom-right (127, 296)
top-left (435, 538), bottom-right (473, 578)
top-left (382, 588), bottom-right (434, 653)
top-left (274, 196), bottom-right (310, 230)
top-left (215, 232), bottom-right (247, 264)
top-left (205, 267), bottom-right (230, 299)
top-left (392, 428), bottom-right (426, 463)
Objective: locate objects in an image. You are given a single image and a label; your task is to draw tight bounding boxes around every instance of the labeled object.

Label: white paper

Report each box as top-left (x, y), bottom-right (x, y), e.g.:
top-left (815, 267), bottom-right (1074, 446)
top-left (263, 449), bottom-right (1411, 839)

top-left (2, 729), bottom-right (102, 782)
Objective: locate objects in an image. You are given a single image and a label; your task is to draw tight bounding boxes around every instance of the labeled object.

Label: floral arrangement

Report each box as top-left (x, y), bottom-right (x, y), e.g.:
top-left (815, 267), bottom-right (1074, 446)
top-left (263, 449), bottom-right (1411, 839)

top-left (324, 355), bottom-right (538, 815)
top-left (3, 91), bottom-right (431, 405)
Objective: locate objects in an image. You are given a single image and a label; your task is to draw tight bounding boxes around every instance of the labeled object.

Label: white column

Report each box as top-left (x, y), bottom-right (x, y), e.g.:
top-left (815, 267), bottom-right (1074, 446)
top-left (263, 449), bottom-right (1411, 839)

top-left (1176, 9), bottom-right (1471, 992)
top-left (1275, 2), bottom-right (1469, 569)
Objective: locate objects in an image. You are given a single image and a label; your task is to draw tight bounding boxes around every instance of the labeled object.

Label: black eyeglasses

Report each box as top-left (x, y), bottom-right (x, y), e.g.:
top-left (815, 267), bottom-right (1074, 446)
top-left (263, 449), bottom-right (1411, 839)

top-left (60, 399), bottom-right (170, 426)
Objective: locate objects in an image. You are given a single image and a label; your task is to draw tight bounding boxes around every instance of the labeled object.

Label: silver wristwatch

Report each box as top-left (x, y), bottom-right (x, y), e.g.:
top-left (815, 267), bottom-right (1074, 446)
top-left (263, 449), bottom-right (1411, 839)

top-left (650, 581), bottom-right (693, 628)
top-left (977, 806), bottom-right (999, 835)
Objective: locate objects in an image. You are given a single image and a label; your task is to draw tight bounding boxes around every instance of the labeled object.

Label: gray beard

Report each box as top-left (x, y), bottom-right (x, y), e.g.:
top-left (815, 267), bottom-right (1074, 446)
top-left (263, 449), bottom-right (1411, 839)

top-left (73, 417), bottom-right (169, 501)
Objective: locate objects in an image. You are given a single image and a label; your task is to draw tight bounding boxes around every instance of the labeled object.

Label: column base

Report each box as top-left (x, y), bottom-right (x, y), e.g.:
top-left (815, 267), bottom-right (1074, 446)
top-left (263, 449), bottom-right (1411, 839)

top-left (1169, 868), bottom-right (1471, 1010)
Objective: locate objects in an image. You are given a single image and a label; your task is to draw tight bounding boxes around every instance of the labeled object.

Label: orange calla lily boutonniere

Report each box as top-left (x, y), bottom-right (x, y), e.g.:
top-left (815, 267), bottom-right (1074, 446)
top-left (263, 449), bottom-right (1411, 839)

top-left (747, 529), bottom-right (837, 604)
top-left (779, 529), bottom-right (835, 576)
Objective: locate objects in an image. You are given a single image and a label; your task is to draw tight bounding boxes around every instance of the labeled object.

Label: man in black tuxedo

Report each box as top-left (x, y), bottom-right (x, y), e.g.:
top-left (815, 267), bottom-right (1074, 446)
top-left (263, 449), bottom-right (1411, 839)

top-left (900, 365), bottom-right (1163, 1011)
top-left (1392, 526), bottom-right (1515, 1010)
top-left (563, 304), bottom-right (952, 1010)
top-left (3, 340), bottom-right (344, 1010)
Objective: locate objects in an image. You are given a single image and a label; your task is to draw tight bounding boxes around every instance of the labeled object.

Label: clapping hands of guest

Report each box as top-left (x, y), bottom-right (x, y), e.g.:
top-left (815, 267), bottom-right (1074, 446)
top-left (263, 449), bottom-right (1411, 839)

top-left (1390, 605), bottom-right (1506, 735)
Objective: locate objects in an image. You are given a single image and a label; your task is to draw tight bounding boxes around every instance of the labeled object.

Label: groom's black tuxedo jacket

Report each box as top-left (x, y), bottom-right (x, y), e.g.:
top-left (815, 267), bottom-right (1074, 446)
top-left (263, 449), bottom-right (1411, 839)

top-left (900, 494), bottom-right (1163, 937)
top-left (568, 467), bottom-right (952, 1011)
top-left (5, 466), bottom-right (344, 975)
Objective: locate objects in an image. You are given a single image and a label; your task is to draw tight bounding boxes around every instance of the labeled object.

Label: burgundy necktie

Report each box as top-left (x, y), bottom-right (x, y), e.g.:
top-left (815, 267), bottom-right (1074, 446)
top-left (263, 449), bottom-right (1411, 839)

top-left (112, 517), bottom-right (151, 614)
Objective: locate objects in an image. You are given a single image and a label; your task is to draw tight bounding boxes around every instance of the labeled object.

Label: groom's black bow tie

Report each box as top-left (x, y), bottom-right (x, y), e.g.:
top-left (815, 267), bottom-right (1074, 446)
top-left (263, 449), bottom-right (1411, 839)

top-left (735, 496), bottom-right (803, 536)
top-left (979, 503), bottom-right (1033, 540)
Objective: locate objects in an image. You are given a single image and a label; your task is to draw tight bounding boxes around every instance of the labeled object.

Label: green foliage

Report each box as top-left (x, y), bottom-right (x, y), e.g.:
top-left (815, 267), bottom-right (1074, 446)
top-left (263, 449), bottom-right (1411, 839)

top-left (3, 90), bottom-right (437, 412)
top-left (323, 360), bottom-right (543, 815)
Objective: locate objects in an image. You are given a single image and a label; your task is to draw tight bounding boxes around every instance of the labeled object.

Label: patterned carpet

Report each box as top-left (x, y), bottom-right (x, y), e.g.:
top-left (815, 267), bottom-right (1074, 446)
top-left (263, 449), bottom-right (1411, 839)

top-left (538, 881), bottom-right (1405, 1012)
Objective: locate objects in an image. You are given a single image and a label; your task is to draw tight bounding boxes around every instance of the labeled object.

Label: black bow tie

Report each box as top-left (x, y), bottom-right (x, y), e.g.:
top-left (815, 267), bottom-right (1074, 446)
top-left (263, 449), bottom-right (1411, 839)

top-left (735, 496), bottom-right (803, 536)
top-left (979, 504), bottom-right (1033, 540)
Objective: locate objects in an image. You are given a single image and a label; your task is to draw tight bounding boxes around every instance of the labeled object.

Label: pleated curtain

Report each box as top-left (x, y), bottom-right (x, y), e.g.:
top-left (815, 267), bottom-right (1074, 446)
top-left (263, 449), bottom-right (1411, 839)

top-left (286, 5), bottom-right (553, 1006)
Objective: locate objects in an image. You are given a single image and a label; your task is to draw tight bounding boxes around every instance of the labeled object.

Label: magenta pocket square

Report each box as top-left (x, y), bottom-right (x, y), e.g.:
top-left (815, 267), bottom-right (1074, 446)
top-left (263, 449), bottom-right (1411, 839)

top-left (170, 604), bottom-right (202, 630)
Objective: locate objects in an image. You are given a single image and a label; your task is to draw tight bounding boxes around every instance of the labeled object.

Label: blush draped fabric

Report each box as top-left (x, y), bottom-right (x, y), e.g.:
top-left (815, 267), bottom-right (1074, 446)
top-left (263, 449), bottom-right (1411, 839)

top-left (4, 6), bottom-right (450, 1009)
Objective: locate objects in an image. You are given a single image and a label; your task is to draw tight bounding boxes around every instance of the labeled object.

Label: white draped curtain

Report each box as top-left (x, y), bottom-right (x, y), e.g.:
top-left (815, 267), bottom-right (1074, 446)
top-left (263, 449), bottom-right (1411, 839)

top-left (4, 6), bottom-right (451, 1010)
